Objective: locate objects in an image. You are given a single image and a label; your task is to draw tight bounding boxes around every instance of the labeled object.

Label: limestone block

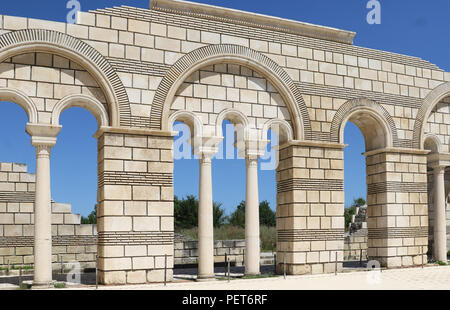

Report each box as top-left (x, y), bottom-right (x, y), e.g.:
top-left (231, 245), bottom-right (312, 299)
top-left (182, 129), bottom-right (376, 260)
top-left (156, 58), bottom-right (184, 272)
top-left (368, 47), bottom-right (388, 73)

top-left (102, 185), bottom-right (132, 200)
top-left (124, 161), bottom-right (147, 172)
top-left (124, 201), bottom-right (147, 216)
top-left (57, 225), bottom-right (75, 236)
top-left (124, 136), bottom-right (147, 148)
top-left (147, 201), bottom-right (173, 216)
top-left (64, 213), bottom-right (81, 225)
top-left (75, 225), bottom-right (94, 236)
top-left (125, 245), bottom-right (147, 257)
top-left (133, 256), bottom-right (155, 269)
top-left (132, 186), bottom-right (160, 201)
top-left (129, 19), bottom-right (150, 34)
top-left (4, 225), bottom-right (22, 236)
top-left (133, 217), bottom-right (159, 231)
top-left (160, 217), bottom-right (174, 231)
top-left (3, 16), bottom-right (27, 30)
top-left (0, 214), bottom-right (14, 224)
top-left (100, 216), bottom-right (132, 232)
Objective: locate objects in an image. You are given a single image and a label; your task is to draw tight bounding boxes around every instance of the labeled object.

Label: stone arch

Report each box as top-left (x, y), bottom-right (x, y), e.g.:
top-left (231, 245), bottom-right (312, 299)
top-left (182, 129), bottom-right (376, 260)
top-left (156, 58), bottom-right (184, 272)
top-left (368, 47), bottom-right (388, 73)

top-left (423, 134), bottom-right (441, 154)
top-left (51, 94), bottom-right (110, 129)
top-left (261, 119), bottom-right (294, 145)
top-left (215, 108), bottom-right (250, 141)
top-left (330, 98), bottom-right (397, 151)
top-left (413, 82), bottom-right (450, 149)
top-left (168, 110), bottom-right (203, 138)
top-left (152, 44), bottom-right (310, 140)
top-left (0, 88), bottom-right (38, 123)
top-left (0, 29), bottom-right (130, 127)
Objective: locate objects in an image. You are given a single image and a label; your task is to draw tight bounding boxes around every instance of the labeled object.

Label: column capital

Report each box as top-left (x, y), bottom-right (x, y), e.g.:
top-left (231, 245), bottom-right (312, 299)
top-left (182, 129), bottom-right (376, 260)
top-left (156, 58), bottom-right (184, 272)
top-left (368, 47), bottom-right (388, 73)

top-left (237, 139), bottom-right (269, 159)
top-left (193, 136), bottom-right (223, 158)
top-left (431, 165), bottom-right (446, 174)
top-left (26, 123), bottom-right (62, 147)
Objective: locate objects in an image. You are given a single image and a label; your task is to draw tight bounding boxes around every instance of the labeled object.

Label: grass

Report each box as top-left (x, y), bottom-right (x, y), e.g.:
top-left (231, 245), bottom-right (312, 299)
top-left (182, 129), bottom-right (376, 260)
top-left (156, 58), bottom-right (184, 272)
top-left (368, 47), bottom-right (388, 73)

top-left (12, 265), bottom-right (33, 270)
top-left (54, 282), bottom-right (66, 289)
top-left (240, 273), bottom-right (279, 279)
top-left (176, 225), bottom-right (277, 252)
top-left (437, 261), bottom-right (447, 266)
top-left (0, 265), bottom-right (33, 271)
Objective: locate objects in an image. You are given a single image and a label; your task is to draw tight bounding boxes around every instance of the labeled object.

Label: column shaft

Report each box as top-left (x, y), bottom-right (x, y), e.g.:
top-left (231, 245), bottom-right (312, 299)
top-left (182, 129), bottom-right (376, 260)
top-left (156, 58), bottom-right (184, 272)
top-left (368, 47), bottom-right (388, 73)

top-left (33, 145), bottom-right (53, 286)
top-left (433, 166), bottom-right (447, 262)
top-left (245, 156), bottom-right (260, 275)
top-left (197, 154), bottom-right (215, 280)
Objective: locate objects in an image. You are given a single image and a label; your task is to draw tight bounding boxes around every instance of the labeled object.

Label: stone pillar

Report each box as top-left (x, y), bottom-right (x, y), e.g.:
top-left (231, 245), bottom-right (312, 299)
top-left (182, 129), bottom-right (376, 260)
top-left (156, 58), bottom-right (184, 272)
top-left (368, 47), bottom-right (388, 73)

top-left (194, 136), bottom-right (222, 281)
top-left (432, 165), bottom-right (447, 262)
top-left (96, 128), bottom-right (175, 285)
top-left (276, 141), bottom-right (345, 275)
top-left (245, 154), bottom-right (260, 275)
top-left (365, 149), bottom-right (428, 268)
top-left (197, 152), bottom-right (215, 280)
top-left (26, 124), bottom-right (61, 287)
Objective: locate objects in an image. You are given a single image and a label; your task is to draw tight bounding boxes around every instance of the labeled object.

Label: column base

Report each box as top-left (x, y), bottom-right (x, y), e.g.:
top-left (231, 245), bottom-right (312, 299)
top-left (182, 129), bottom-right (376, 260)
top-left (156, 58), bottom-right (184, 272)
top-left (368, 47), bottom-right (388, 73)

top-left (244, 272), bottom-right (261, 277)
top-left (31, 280), bottom-right (55, 289)
top-left (196, 275), bottom-right (216, 282)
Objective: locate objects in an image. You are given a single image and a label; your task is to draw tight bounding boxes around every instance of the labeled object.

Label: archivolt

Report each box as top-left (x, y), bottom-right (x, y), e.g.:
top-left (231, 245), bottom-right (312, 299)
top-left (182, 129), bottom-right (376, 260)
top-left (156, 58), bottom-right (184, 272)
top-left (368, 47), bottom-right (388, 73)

top-left (330, 98), bottom-right (398, 149)
top-left (152, 44), bottom-right (310, 140)
top-left (412, 81), bottom-right (450, 149)
top-left (51, 94), bottom-right (109, 128)
top-left (0, 29), bottom-right (129, 127)
top-left (0, 88), bottom-right (38, 123)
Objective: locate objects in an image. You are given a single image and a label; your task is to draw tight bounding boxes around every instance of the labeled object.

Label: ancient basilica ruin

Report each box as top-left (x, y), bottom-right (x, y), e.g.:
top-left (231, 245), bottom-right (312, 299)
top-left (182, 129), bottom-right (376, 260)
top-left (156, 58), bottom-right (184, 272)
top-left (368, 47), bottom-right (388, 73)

top-left (0, 0), bottom-right (449, 286)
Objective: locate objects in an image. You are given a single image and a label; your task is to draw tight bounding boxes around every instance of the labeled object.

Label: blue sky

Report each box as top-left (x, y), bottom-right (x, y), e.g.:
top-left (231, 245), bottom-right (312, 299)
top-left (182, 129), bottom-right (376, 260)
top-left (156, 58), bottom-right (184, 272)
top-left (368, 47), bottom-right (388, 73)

top-left (0, 0), bottom-right (449, 216)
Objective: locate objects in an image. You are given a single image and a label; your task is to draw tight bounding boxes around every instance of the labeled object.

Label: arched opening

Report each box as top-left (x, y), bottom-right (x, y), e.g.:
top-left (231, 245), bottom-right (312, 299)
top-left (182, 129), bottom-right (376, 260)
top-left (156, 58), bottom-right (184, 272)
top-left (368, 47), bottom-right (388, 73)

top-left (338, 104), bottom-right (391, 269)
top-left (52, 106), bottom-right (98, 223)
top-left (343, 122), bottom-right (368, 267)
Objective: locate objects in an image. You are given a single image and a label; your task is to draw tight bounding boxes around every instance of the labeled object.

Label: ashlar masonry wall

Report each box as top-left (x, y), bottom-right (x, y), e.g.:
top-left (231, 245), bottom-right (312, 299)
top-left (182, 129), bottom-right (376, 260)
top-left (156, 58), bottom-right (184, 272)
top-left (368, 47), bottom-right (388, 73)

top-left (0, 162), bottom-right (97, 269)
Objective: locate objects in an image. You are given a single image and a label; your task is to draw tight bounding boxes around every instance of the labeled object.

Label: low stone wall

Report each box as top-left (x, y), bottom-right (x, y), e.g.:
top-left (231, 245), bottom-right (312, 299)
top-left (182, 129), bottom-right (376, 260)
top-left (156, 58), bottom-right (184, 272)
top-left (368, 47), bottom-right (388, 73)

top-left (0, 162), bottom-right (97, 270)
top-left (343, 232), bottom-right (368, 261)
top-left (174, 235), bottom-right (245, 266)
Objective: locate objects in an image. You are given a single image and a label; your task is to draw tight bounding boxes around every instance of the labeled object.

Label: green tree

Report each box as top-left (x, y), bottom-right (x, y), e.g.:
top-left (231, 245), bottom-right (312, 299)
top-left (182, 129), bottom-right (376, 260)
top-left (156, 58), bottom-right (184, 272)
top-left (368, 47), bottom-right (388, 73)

top-left (344, 198), bottom-right (366, 230)
top-left (259, 200), bottom-right (276, 227)
top-left (228, 200), bottom-right (276, 228)
top-left (81, 204), bottom-right (97, 224)
top-left (174, 195), bottom-right (226, 229)
top-left (213, 202), bottom-right (226, 227)
top-left (174, 195), bottom-right (198, 229)
top-left (228, 201), bottom-right (246, 228)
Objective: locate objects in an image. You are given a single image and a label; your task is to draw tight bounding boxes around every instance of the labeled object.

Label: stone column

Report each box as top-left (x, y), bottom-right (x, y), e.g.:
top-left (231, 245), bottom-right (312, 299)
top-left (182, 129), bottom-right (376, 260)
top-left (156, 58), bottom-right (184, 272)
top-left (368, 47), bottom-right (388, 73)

top-left (433, 165), bottom-right (447, 262)
top-left (26, 124), bottom-right (61, 287)
top-left (245, 154), bottom-right (260, 275)
top-left (197, 151), bottom-right (215, 280)
top-left (194, 136), bottom-right (222, 281)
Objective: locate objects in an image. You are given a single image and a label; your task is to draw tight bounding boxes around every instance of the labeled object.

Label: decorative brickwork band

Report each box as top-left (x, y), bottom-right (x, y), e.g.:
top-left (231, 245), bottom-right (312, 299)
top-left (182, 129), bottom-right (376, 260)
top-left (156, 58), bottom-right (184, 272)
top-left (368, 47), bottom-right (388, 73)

top-left (0, 29), bottom-right (130, 127)
top-left (99, 172), bottom-right (173, 187)
top-left (368, 227), bottom-right (428, 239)
top-left (277, 179), bottom-right (344, 192)
top-left (97, 232), bottom-right (174, 246)
top-left (0, 192), bottom-right (35, 202)
top-left (367, 182), bottom-right (428, 194)
top-left (277, 229), bottom-right (344, 242)
top-left (0, 236), bottom-right (98, 247)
